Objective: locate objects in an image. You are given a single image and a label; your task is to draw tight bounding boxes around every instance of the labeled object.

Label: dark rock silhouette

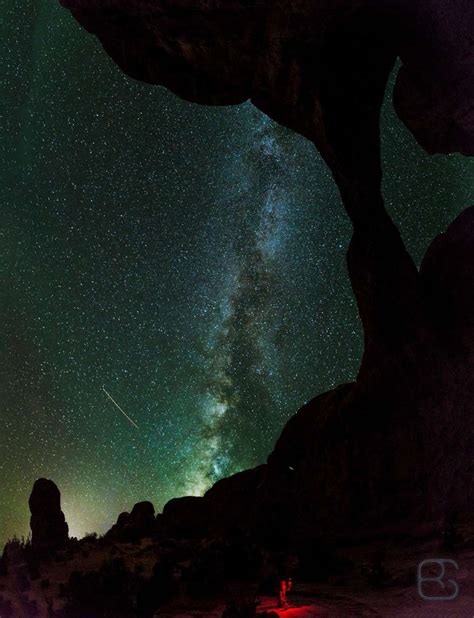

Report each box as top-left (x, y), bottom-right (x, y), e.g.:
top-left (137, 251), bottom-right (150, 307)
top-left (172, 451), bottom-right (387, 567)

top-left (162, 496), bottom-right (211, 539)
top-left (155, 206), bottom-right (474, 546)
top-left (29, 478), bottom-right (68, 551)
top-left (58, 0), bottom-right (474, 254)
top-left (129, 501), bottom-right (155, 529)
top-left (200, 207), bottom-right (473, 544)
top-left (0, 545), bottom-right (10, 577)
top-left (107, 502), bottom-right (155, 541)
top-left (57, 0), bottom-right (474, 544)
top-left (106, 511), bottom-right (130, 539)
top-left (421, 207), bottom-right (474, 341)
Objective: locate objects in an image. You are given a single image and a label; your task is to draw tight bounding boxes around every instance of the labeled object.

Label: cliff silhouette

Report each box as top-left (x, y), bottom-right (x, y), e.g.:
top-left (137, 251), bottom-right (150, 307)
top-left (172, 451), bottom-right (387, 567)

top-left (56, 0), bottom-right (474, 543)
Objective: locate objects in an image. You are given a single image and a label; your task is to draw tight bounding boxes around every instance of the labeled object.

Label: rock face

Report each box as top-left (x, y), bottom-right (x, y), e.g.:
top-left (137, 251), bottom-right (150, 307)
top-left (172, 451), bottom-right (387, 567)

top-left (421, 208), bottom-right (474, 341)
top-left (162, 496), bottom-right (211, 539)
top-left (107, 501), bottom-right (155, 540)
top-left (263, 207), bottom-right (474, 543)
top-left (129, 501), bottom-right (155, 530)
top-left (29, 479), bottom-right (68, 551)
top-left (58, 0), bottom-right (474, 544)
top-left (156, 208), bottom-right (473, 546)
top-left (59, 0), bottom-right (474, 191)
top-left (106, 511), bottom-right (131, 539)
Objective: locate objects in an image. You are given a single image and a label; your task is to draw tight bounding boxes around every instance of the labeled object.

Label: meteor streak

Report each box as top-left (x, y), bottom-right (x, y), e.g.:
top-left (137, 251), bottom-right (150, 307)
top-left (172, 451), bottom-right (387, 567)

top-left (102, 386), bottom-right (139, 429)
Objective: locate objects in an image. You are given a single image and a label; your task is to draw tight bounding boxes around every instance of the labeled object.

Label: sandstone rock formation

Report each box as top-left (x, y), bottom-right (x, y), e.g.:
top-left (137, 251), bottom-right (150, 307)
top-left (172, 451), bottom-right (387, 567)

top-left (162, 495), bottom-right (213, 539)
top-left (106, 511), bottom-right (130, 539)
top-left (29, 478), bottom-right (69, 551)
top-left (261, 207), bottom-right (474, 543)
top-left (58, 0), bottom-right (474, 388)
top-left (107, 501), bottom-right (155, 540)
top-left (58, 0), bottom-right (474, 544)
top-left (157, 208), bottom-right (474, 545)
top-left (58, 0), bottom-right (474, 195)
top-left (129, 500), bottom-right (155, 527)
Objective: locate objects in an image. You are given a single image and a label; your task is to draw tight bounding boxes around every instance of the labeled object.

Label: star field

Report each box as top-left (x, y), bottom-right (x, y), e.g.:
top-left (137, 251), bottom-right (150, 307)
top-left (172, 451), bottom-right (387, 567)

top-left (1, 0), bottom-right (473, 544)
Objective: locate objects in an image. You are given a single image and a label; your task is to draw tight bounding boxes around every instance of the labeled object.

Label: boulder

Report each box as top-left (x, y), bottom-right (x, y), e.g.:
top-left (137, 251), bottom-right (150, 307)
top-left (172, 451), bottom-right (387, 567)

top-left (162, 496), bottom-right (212, 539)
top-left (127, 501), bottom-right (155, 532)
top-left (29, 479), bottom-right (68, 551)
top-left (119, 501), bottom-right (155, 541)
top-left (105, 511), bottom-right (130, 539)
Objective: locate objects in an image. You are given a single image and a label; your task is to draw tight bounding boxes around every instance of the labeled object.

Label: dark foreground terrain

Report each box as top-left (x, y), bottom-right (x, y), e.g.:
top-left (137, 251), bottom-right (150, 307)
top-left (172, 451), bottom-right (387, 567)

top-left (1, 503), bottom-right (473, 616)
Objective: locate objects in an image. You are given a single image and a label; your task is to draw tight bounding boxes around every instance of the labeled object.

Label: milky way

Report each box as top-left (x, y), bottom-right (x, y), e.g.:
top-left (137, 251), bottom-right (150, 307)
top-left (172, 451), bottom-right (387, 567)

top-left (184, 115), bottom-right (292, 494)
top-left (1, 0), bottom-right (474, 544)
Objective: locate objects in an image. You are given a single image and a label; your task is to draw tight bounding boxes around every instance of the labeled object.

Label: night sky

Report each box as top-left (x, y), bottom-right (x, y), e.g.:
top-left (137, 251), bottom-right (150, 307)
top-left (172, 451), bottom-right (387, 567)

top-left (1, 0), bottom-right (473, 545)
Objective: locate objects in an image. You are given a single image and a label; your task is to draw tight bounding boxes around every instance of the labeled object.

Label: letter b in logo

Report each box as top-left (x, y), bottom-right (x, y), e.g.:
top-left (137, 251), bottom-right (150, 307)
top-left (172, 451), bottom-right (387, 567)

top-left (417, 559), bottom-right (459, 601)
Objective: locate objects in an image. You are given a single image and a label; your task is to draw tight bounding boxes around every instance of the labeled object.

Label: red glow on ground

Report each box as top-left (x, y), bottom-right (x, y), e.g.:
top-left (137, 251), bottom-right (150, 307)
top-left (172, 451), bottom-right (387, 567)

top-left (273, 606), bottom-right (321, 617)
top-left (258, 599), bottom-right (323, 617)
